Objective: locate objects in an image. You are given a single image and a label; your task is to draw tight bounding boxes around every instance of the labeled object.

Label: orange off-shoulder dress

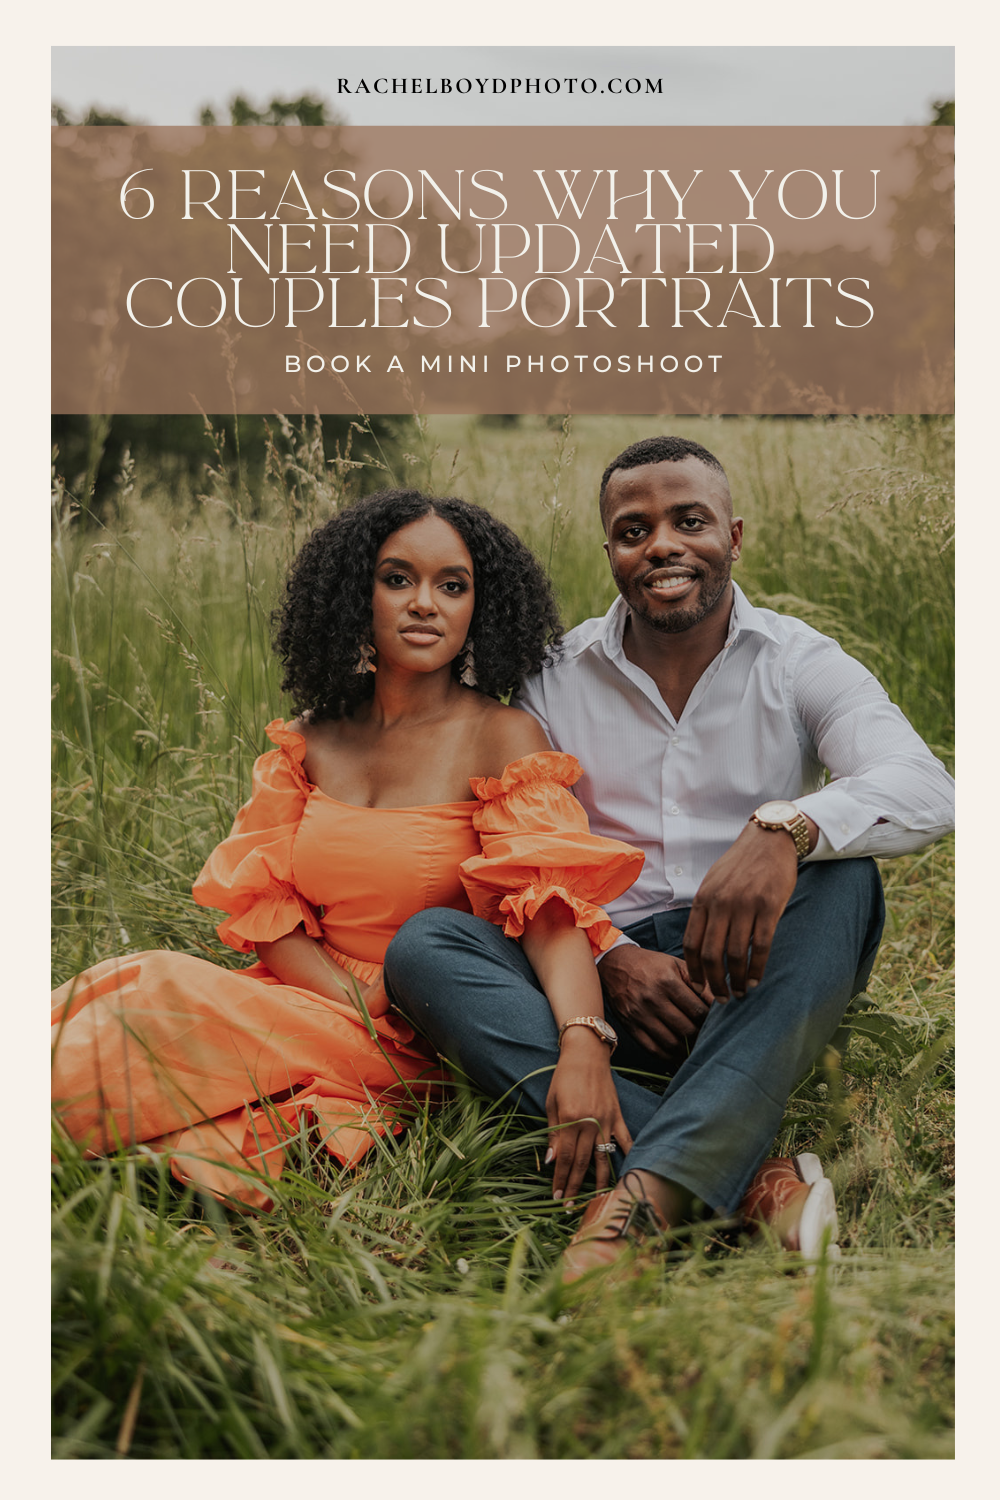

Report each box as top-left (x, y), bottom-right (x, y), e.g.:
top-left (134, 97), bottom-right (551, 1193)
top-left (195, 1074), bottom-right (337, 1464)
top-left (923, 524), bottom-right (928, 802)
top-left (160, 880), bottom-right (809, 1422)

top-left (52, 721), bottom-right (643, 1208)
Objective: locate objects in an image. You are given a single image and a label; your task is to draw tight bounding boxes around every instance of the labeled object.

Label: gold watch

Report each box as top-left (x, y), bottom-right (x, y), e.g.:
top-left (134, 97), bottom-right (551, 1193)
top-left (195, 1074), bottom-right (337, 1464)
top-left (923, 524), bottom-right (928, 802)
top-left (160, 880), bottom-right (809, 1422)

top-left (749, 800), bottom-right (811, 859)
top-left (557, 1016), bottom-right (618, 1056)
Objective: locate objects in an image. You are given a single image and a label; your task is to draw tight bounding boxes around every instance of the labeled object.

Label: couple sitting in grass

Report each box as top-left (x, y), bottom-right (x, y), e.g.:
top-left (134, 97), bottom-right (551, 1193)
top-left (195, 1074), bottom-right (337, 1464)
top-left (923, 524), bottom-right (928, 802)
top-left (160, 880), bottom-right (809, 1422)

top-left (52, 435), bottom-right (954, 1282)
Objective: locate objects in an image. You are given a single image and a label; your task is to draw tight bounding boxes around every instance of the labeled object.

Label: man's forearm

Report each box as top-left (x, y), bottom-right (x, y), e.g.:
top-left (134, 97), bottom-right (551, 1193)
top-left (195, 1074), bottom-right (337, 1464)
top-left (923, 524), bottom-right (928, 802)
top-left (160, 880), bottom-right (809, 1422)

top-left (795, 644), bottom-right (955, 858)
top-left (796, 772), bottom-right (954, 860)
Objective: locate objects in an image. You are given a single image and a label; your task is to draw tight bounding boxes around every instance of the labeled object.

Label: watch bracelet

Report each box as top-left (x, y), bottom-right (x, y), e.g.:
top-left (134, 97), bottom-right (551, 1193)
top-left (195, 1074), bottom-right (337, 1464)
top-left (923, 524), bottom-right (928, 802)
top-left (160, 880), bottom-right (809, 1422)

top-left (751, 809), bottom-right (810, 859)
top-left (557, 1016), bottom-right (618, 1055)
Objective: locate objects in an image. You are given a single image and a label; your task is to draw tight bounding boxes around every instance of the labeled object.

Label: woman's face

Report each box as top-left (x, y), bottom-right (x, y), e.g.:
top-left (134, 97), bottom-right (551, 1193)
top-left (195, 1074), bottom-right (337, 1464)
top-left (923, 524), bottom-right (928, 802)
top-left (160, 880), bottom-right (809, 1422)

top-left (370, 514), bottom-right (475, 676)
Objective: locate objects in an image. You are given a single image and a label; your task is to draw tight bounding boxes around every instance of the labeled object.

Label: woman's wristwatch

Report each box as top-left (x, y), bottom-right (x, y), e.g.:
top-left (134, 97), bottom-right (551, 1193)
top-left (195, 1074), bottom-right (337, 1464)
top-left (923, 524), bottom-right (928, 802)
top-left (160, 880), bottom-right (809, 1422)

top-left (749, 799), bottom-right (811, 859)
top-left (557, 1016), bottom-right (618, 1056)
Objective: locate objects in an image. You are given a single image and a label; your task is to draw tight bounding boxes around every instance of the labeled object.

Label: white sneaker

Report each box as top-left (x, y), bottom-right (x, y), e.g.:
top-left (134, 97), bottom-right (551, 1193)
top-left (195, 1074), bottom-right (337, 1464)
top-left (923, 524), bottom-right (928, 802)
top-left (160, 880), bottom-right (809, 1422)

top-left (795, 1152), bottom-right (842, 1266)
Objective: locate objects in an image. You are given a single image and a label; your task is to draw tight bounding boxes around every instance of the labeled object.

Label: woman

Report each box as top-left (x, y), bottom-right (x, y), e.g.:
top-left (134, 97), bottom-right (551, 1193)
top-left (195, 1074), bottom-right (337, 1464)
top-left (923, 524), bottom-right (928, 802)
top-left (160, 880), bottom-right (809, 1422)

top-left (52, 490), bottom-right (644, 1210)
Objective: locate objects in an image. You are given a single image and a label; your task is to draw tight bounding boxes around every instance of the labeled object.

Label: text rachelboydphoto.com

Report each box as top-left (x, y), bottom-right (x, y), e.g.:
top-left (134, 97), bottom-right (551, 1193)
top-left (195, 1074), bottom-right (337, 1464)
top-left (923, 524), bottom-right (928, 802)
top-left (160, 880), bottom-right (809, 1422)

top-left (284, 352), bottom-right (724, 376)
top-left (331, 76), bottom-right (664, 98)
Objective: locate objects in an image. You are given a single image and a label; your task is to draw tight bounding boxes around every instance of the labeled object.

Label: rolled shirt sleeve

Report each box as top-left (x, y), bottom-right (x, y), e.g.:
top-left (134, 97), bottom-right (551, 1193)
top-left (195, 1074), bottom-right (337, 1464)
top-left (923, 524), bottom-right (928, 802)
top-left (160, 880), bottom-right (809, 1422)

top-left (790, 634), bottom-right (954, 858)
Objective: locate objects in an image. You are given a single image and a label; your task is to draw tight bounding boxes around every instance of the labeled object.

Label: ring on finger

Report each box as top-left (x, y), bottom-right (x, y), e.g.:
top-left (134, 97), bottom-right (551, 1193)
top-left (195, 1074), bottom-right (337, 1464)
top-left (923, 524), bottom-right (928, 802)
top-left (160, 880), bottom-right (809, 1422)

top-left (594, 1141), bottom-right (617, 1154)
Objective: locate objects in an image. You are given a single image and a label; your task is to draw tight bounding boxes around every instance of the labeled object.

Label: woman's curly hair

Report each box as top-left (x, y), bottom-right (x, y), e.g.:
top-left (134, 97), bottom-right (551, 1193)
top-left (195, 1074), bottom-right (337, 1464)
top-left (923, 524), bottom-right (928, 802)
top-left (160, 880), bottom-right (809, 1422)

top-left (273, 489), bottom-right (563, 720)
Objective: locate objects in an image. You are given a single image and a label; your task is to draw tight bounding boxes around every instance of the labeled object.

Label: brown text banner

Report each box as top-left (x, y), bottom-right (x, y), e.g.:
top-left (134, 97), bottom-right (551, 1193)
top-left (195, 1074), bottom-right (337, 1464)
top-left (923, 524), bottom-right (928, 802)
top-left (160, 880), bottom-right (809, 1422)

top-left (52, 125), bottom-right (953, 415)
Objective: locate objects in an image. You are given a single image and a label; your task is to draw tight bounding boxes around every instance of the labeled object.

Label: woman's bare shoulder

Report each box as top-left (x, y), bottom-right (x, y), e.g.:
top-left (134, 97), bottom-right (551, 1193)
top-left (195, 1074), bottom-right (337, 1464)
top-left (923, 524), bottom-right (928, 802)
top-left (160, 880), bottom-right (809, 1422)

top-left (288, 713), bottom-right (341, 743)
top-left (285, 713), bottom-right (315, 746)
top-left (286, 714), bottom-right (347, 762)
top-left (473, 700), bottom-right (552, 775)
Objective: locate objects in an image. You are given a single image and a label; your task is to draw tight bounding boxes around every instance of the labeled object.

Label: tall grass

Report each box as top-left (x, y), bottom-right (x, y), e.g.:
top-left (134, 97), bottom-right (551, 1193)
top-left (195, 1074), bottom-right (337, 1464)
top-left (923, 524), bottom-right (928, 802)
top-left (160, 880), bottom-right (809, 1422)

top-left (51, 414), bottom-right (954, 1458)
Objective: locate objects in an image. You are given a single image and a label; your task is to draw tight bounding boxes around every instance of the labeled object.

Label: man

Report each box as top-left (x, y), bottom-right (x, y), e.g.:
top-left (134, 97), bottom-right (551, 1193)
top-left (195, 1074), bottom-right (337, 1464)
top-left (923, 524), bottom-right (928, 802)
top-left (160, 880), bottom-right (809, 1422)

top-left (384, 435), bottom-right (954, 1279)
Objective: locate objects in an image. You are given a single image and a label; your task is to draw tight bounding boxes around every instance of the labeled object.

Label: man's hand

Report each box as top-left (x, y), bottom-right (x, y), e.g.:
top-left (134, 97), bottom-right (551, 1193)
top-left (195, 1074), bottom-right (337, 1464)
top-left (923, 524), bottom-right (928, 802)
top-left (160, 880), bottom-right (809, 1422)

top-left (599, 946), bottom-right (713, 1059)
top-left (683, 820), bottom-right (811, 1000)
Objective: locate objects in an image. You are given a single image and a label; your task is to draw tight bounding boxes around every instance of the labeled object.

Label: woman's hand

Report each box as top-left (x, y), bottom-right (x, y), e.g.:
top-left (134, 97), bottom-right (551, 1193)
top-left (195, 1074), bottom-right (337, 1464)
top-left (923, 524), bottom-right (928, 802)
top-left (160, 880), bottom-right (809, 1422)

top-left (545, 1030), bottom-right (633, 1202)
top-left (360, 975), bottom-right (392, 1018)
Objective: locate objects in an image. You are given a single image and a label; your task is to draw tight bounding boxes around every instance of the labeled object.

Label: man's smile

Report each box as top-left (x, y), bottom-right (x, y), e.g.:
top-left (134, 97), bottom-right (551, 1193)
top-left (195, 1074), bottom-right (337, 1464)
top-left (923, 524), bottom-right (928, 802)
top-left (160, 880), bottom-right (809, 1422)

top-left (640, 569), bottom-right (699, 600)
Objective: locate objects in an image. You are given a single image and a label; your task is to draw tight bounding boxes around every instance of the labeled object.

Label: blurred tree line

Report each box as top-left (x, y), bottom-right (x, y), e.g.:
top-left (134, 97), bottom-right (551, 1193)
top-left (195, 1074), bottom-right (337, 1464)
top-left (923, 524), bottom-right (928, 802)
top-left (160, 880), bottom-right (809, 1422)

top-left (51, 93), bottom-right (336, 129)
top-left (51, 91), bottom-right (955, 131)
top-left (51, 413), bottom-right (412, 520)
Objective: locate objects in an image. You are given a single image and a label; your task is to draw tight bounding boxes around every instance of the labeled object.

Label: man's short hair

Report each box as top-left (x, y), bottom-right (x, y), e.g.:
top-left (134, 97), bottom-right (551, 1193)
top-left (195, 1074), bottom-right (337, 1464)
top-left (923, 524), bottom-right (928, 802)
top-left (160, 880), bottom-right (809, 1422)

top-left (599, 436), bottom-right (730, 520)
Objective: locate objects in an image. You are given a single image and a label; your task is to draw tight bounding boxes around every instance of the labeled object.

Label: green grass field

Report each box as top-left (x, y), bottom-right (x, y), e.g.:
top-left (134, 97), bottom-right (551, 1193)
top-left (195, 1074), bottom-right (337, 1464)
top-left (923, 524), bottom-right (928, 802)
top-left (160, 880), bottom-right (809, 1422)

top-left (52, 413), bottom-right (954, 1459)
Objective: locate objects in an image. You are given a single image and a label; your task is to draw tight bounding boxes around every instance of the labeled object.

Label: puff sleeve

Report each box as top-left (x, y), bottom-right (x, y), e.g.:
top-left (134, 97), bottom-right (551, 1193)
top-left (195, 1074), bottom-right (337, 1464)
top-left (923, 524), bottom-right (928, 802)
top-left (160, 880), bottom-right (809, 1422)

top-left (192, 720), bottom-right (324, 952)
top-left (459, 752), bottom-right (644, 956)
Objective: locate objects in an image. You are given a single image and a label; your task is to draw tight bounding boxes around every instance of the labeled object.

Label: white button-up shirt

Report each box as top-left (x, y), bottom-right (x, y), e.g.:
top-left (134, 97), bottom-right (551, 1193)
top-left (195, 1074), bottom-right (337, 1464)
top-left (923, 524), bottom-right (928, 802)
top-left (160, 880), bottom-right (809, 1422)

top-left (515, 586), bottom-right (955, 927)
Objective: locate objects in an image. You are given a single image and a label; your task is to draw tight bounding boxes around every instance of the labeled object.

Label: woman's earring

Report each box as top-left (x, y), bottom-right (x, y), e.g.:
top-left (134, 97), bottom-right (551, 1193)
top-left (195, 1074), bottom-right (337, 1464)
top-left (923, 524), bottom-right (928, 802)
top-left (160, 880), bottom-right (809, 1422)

top-left (459, 637), bottom-right (477, 688)
top-left (353, 641), bottom-right (377, 675)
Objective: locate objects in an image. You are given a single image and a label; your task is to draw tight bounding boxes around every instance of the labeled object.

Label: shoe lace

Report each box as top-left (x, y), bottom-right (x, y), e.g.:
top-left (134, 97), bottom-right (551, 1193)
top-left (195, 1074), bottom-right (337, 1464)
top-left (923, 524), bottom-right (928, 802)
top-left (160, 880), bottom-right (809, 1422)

top-left (594, 1172), bottom-right (667, 1245)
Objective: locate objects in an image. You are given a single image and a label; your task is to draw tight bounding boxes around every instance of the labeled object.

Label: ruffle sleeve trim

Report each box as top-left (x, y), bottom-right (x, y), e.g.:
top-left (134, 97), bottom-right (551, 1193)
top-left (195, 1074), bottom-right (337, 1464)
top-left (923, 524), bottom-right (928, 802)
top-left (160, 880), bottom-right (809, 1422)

top-left (192, 720), bottom-right (320, 952)
top-left (214, 886), bottom-right (324, 953)
top-left (495, 885), bottom-right (626, 955)
top-left (469, 750), bottom-right (582, 803)
top-left (264, 718), bottom-right (310, 793)
top-left (460, 751), bottom-right (644, 958)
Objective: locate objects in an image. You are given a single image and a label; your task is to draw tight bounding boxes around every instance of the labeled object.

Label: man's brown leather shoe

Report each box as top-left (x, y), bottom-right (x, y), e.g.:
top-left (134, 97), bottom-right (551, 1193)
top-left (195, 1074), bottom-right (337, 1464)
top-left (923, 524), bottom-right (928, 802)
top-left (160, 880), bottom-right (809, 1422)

top-left (561, 1172), bottom-right (669, 1284)
top-left (739, 1153), bottom-right (839, 1261)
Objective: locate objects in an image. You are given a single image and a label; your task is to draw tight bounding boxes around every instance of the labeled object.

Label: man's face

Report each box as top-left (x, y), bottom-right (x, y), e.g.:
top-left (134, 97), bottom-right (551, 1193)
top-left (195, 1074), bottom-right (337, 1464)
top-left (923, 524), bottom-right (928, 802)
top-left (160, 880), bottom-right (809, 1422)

top-left (602, 457), bottom-right (743, 636)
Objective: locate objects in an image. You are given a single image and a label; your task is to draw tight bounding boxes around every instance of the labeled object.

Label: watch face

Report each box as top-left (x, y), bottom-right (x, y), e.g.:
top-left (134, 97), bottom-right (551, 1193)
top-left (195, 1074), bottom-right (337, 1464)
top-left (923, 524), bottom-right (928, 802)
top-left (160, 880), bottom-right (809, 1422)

top-left (757, 800), bottom-right (798, 822)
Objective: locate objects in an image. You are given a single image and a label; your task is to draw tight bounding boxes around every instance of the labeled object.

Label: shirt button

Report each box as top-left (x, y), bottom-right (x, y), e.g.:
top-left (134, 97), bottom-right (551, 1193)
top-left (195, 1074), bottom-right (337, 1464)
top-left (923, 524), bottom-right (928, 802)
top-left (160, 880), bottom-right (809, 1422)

top-left (674, 865), bottom-right (683, 875)
top-left (841, 823), bottom-right (849, 833)
top-left (671, 736), bottom-right (679, 745)
top-left (670, 806), bottom-right (679, 816)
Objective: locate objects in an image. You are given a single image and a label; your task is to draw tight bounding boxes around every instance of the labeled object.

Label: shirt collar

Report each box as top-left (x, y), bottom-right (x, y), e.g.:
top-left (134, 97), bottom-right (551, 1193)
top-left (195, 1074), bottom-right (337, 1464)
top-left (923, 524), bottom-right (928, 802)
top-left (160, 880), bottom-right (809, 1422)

top-left (571, 581), bottom-right (779, 663)
top-left (725, 583), bottom-right (780, 645)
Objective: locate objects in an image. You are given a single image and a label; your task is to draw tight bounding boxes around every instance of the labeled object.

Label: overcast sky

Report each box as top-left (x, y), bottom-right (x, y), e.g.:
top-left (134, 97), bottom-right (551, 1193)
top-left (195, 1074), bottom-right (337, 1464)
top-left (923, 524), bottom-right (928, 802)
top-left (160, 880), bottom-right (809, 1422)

top-left (51, 46), bottom-right (954, 127)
